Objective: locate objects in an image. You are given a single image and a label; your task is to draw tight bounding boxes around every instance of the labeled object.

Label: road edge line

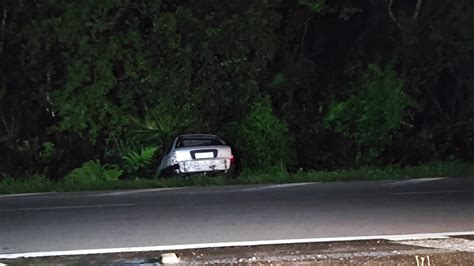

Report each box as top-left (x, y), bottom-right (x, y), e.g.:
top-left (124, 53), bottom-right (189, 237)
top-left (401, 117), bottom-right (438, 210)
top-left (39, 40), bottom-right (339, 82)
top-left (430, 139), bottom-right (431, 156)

top-left (1, 231), bottom-right (474, 259)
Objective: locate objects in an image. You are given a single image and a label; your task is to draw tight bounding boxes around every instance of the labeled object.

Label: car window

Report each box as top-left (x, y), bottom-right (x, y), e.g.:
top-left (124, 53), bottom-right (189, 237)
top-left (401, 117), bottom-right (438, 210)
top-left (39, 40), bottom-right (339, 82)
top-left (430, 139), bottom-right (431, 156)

top-left (176, 137), bottom-right (225, 148)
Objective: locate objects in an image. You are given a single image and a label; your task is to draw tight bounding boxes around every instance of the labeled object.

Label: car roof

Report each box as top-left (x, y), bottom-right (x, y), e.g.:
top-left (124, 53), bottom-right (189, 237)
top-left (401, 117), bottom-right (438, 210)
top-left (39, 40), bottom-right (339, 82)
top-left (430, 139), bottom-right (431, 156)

top-left (177, 134), bottom-right (218, 139)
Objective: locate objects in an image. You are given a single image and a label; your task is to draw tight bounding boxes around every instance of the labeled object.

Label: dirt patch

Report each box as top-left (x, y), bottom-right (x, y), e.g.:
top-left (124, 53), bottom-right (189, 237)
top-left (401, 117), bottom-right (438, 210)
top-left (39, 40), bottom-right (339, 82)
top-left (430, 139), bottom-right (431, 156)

top-left (2, 239), bottom-right (474, 265)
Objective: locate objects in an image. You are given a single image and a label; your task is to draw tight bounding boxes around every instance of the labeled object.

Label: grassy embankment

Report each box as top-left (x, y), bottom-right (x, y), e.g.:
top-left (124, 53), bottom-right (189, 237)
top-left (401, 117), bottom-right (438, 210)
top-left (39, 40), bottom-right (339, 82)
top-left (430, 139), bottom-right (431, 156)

top-left (1, 161), bottom-right (473, 194)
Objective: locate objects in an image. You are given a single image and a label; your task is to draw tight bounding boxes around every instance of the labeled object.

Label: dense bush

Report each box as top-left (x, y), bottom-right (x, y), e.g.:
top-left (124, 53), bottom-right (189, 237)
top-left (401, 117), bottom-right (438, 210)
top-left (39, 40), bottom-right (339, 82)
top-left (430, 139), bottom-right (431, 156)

top-left (325, 64), bottom-right (410, 163)
top-left (65, 160), bottom-right (122, 184)
top-left (225, 98), bottom-right (295, 171)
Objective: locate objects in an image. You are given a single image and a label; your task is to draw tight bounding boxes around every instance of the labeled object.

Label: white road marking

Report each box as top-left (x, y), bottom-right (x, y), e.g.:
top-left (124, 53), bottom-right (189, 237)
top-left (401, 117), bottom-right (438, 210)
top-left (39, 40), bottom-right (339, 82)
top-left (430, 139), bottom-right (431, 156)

top-left (392, 190), bottom-right (473, 195)
top-left (0, 192), bottom-right (57, 198)
top-left (0, 203), bottom-right (135, 212)
top-left (240, 182), bottom-right (315, 192)
top-left (384, 177), bottom-right (445, 187)
top-left (0, 188), bottom-right (185, 200)
top-left (96, 187), bottom-right (184, 196)
top-left (1, 231), bottom-right (473, 259)
top-left (398, 238), bottom-right (474, 252)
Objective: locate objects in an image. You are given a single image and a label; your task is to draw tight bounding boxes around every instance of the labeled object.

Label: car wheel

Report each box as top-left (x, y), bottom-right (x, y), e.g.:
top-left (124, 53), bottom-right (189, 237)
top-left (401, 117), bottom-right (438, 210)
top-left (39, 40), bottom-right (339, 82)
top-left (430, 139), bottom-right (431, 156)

top-left (225, 167), bottom-right (237, 179)
top-left (159, 166), bottom-right (178, 178)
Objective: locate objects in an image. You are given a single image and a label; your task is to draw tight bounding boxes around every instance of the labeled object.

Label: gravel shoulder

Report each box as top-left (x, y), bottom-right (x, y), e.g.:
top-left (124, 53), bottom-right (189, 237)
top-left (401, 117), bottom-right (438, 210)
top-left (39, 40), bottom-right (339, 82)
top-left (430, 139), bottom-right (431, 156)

top-left (3, 238), bottom-right (474, 265)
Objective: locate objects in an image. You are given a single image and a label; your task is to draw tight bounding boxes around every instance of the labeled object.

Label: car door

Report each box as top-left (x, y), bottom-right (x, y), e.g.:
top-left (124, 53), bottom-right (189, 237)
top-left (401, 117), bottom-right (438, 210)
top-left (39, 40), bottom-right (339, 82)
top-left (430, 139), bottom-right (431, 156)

top-left (157, 138), bottom-right (176, 174)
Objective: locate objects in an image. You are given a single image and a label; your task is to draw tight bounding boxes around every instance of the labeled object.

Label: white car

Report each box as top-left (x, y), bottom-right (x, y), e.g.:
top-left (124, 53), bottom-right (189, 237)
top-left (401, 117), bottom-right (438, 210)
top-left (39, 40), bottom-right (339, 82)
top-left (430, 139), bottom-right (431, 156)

top-left (156, 134), bottom-right (235, 177)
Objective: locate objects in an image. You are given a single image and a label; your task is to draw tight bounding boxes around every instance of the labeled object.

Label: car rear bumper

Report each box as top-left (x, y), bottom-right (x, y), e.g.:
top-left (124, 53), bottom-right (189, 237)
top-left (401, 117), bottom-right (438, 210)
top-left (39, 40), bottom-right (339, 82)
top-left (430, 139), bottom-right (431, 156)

top-left (178, 158), bottom-right (231, 174)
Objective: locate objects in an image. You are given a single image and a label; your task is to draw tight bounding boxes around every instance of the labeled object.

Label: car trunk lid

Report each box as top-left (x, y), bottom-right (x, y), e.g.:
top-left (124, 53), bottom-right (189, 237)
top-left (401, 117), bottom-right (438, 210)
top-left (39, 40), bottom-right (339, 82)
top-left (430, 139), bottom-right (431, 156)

top-left (174, 146), bottom-right (232, 161)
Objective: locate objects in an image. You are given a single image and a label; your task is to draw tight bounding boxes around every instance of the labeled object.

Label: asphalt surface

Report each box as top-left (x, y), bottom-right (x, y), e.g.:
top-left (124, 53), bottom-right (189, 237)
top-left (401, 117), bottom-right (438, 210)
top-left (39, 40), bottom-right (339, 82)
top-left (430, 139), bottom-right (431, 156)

top-left (0, 177), bottom-right (473, 255)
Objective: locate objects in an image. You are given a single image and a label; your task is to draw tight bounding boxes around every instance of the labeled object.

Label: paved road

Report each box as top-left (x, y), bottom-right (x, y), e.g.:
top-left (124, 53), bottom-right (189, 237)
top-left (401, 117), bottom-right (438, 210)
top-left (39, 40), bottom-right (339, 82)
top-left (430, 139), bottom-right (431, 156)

top-left (0, 177), bottom-right (473, 255)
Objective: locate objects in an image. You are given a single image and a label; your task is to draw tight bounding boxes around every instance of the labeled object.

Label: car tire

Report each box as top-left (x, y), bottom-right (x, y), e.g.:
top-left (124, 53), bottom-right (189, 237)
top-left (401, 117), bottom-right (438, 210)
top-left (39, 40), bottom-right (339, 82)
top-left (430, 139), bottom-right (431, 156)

top-left (225, 166), bottom-right (237, 179)
top-left (158, 165), bottom-right (178, 178)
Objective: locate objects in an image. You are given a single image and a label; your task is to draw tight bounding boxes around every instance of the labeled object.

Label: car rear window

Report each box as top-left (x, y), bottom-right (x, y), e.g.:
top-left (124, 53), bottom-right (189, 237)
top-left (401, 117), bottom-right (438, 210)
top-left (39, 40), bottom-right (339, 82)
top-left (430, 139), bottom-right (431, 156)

top-left (176, 137), bottom-right (225, 148)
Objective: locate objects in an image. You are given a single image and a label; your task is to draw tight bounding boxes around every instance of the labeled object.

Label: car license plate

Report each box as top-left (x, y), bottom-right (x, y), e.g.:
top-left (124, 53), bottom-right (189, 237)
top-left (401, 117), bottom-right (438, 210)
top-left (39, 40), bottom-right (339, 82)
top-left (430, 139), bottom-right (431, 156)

top-left (195, 152), bottom-right (214, 159)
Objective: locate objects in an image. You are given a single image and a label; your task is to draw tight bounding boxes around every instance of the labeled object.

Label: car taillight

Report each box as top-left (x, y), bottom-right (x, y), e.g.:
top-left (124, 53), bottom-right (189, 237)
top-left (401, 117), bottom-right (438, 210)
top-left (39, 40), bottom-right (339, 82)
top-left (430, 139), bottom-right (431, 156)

top-left (171, 153), bottom-right (178, 165)
top-left (230, 155), bottom-right (235, 164)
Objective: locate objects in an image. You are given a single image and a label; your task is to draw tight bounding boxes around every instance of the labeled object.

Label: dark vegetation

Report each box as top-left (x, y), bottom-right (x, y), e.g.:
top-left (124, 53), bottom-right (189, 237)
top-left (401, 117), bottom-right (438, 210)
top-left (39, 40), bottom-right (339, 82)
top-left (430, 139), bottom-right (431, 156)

top-left (1, 0), bottom-right (474, 186)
